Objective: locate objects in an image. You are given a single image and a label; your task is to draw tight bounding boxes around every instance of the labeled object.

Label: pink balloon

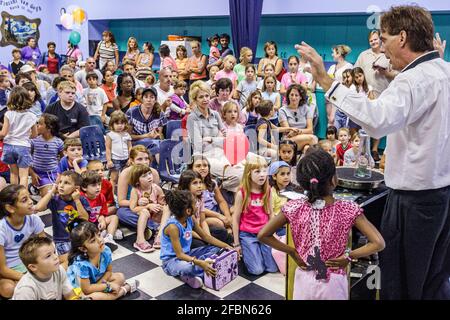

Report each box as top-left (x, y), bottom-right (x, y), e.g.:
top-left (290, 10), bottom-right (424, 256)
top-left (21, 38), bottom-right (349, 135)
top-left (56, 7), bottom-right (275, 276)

top-left (223, 132), bottom-right (250, 165)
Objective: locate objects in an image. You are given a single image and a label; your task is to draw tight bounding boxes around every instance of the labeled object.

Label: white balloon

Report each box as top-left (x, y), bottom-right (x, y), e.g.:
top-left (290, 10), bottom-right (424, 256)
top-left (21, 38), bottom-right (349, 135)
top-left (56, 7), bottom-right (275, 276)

top-left (60, 13), bottom-right (74, 30)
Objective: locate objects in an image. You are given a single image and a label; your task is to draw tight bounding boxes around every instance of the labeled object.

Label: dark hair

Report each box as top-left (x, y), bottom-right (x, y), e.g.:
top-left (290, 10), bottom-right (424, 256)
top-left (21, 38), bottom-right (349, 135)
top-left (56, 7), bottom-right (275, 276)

top-left (39, 113), bottom-right (60, 138)
top-left (14, 72), bottom-right (32, 86)
top-left (326, 126), bottom-right (338, 139)
top-left (264, 41), bottom-right (278, 58)
top-left (0, 185), bottom-right (27, 219)
top-left (245, 64), bottom-right (256, 73)
top-left (60, 171), bottom-right (82, 187)
top-left (207, 34), bottom-right (220, 46)
top-left (215, 78), bottom-right (233, 95)
top-left (245, 90), bottom-right (262, 112)
top-left (178, 170), bottom-right (202, 193)
top-left (165, 190), bottom-right (194, 220)
top-left (286, 84), bottom-right (308, 106)
top-left (219, 33), bottom-right (230, 41)
top-left (7, 86), bottom-right (33, 111)
top-left (81, 170), bottom-right (102, 190)
top-left (129, 164), bottom-right (152, 188)
top-left (297, 149), bottom-right (336, 203)
top-left (26, 37), bottom-right (36, 45)
top-left (288, 56), bottom-right (300, 64)
top-left (352, 67), bottom-right (370, 94)
top-left (85, 71), bottom-right (99, 81)
top-left (116, 72), bottom-right (136, 98)
top-left (187, 155), bottom-right (215, 192)
top-left (101, 68), bottom-right (113, 84)
top-left (102, 30), bottom-right (116, 44)
top-left (176, 45), bottom-right (187, 58)
top-left (47, 42), bottom-right (56, 48)
top-left (159, 44), bottom-right (171, 58)
top-left (143, 42), bottom-right (155, 53)
top-left (22, 81), bottom-right (41, 103)
top-left (279, 139), bottom-right (298, 166)
top-left (380, 5), bottom-right (434, 53)
top-left (68, 221), bottom-right (99, 265)
top-left (109, 110), bottom-right (130, 131)
top-left (255, 100), bottom-right (273, 118)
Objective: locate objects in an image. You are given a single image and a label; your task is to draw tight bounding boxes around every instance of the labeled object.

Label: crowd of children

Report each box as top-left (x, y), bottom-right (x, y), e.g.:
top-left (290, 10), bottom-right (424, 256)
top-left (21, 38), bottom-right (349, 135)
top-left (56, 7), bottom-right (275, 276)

top-left (0, 30), bottom-right (389, 300)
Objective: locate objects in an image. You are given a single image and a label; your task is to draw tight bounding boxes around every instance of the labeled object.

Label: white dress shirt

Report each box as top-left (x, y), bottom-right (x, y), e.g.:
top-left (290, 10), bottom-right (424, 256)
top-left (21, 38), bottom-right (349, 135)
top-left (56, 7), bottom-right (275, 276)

top-left (326, 51), bottom-right (450, 191)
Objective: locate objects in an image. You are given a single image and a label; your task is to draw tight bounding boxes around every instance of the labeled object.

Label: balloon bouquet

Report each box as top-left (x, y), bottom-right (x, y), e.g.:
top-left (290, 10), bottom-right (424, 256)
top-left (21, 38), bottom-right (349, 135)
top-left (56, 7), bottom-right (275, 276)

top-left (60, 5), bottom-right (88, 45)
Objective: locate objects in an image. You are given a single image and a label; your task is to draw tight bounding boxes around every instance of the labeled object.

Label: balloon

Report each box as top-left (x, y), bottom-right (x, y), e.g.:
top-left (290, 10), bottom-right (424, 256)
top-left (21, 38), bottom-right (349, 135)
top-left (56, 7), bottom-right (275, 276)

top-left (69, 31), bottom-right (81, 45)
top-left (223, 132), bottom-right (250, 165)
top-left (60, 12), bottom-right (74, 30)
top-left (72, 8), bottom-right (86, 24)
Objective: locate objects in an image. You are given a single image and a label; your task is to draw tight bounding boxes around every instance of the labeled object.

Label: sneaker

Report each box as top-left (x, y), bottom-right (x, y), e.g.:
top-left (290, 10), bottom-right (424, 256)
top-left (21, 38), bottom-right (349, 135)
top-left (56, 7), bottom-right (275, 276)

top-left (103, 234), bottom-right (118, 252)
top-left (180, 276), bottom-right (203, 289)
top-left (144, 228), bottom-right (153, 241)
top-left (133, 241), bottom-right (155, 253)
top-left (125, 279), bottom-right (140, 293)
top-left (113, 229), bottom-right (124, 241)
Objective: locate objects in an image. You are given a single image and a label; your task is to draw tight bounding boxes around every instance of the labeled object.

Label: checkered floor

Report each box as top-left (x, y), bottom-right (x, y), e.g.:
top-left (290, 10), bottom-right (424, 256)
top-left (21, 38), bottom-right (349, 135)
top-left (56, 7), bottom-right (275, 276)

top-left (37, 210), bottom-right (285, 300)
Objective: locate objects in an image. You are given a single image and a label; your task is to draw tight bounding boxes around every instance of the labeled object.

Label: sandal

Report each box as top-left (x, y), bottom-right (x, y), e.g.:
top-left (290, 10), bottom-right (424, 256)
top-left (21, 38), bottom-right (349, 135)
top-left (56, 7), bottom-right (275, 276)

top-left (153, 237), bottom-right (161, 249)
top-left (133, 241), bottom-right (155, 253)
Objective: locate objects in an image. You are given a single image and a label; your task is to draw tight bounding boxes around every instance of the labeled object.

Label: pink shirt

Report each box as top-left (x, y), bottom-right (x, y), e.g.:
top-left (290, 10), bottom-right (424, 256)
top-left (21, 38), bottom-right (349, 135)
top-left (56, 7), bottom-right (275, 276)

top-left (239, 189), bottom-right (270, 234)
top-left (215, 70), bottom-right (238, 89)
top-left (281, 71), bottom-right (308, 103)
top-left (161, 56), bottom-right (178, 72)
top-left (282, 198), bottom-right (362, 277)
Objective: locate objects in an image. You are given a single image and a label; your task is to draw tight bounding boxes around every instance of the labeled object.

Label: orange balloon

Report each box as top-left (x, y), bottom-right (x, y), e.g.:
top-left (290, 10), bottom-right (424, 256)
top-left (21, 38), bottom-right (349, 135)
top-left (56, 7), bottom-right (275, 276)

top-left (72, 8), bottom-right (86, 24)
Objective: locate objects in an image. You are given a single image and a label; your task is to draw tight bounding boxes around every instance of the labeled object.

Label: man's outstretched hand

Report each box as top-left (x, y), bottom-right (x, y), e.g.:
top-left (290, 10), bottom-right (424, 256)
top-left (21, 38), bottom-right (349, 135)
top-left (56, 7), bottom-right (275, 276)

top-left (295, 42), bottom-right (334, 91)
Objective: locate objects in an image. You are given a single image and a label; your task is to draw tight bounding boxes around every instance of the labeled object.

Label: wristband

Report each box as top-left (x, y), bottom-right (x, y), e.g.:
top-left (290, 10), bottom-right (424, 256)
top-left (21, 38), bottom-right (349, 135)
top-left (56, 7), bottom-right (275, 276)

top-left (103, 281), bottom-right (112, 293)
top-left (233, 243), bottom-right (241, 248)
top-left (344, 248), bottom-right (352, 262)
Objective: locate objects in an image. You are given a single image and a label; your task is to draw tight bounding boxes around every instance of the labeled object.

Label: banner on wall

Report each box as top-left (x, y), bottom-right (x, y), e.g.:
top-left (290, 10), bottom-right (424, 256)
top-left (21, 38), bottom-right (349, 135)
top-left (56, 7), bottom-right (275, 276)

top-left (0, 0), bottom-right (43, 47)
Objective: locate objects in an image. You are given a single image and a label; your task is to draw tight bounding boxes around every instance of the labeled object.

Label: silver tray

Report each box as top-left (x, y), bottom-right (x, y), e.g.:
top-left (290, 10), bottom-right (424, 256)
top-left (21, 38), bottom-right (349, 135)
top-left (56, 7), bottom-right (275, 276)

top-left (336, 167), bottom-right (384, 191)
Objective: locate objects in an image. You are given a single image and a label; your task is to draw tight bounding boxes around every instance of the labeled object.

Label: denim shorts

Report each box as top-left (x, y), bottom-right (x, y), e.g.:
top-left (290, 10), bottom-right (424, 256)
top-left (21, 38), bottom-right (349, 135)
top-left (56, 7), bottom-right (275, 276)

top-left (1, 144), bottom-right (32, 168)
top-left (55, 240), bottom-right (72, 255)
top-left (111, 159), bottom-right (128, 172)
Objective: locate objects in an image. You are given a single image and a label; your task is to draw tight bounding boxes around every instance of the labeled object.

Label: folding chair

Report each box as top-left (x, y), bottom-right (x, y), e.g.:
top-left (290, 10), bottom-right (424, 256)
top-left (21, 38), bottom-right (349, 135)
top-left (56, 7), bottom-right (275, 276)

top-left (79, 125), bottom-right (106, 162)
top-left (158, 139), bottom-right (191, 187)
top-left (165, 120), bottom-right (182, 140)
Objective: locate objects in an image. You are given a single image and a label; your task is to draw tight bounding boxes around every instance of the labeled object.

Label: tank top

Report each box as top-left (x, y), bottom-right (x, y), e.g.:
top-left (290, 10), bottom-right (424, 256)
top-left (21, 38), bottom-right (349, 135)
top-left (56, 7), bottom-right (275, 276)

top-left (238, 188), bottom-right (270, 234)
top-left (160, 217), bottom-right (194, 261)
top-left (189, 54), bottom-right (207, 80)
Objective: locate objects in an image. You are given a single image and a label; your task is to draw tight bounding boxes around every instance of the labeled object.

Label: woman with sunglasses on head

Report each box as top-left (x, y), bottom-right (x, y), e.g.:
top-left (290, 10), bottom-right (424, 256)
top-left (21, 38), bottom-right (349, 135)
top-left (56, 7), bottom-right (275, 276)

top-left (279, 84), bottom-right (318, 153)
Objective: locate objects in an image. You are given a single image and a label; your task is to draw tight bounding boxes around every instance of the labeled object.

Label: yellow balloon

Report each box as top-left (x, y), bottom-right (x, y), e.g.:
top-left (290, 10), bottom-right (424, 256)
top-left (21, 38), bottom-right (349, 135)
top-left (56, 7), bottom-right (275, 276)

top-left (72, 8), bottom-right (86, 24)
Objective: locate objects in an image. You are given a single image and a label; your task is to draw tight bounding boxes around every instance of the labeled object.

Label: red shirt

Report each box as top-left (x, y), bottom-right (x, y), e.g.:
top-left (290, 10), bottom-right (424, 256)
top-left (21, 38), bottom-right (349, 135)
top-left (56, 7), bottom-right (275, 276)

top-left (101, 179), bottom-right (115, 208)
top-left (101, 83), bottom-right (117, 103)
top-left (47, 55), bottom-right (59, 74)
top-left (0, 142), bottom-right (9, 173)
top-left (336, 142), bottom-right (352, 166)
top-left (81, 192), bottom-right (108, 222)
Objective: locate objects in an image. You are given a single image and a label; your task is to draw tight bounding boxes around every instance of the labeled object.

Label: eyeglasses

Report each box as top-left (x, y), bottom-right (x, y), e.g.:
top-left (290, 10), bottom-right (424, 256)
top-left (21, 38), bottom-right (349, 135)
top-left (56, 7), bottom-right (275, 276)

top-left (293, 111), bottom-right (299, 122)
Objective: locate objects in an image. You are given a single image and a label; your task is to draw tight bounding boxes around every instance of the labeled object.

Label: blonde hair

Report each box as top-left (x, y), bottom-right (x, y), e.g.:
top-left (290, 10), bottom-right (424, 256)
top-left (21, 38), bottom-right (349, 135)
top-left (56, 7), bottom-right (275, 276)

top-left (338, 127), bottom-right (350, 135)
top-left (127, 37), bottom-right (138, 51)
top-left (57, 80), bottom-right (76, 92)
top-left (241, 159), bottom-right (270, 214)
top-left (189, 80), bottom-right (211, 104)
top-left (222, 101), bottom-right (239, 117)
top-left (333, 45), bottom-right (352, 58)
top-left (239, 47), bottom-right (253, 63)
top-left (223, 55), bottom-right (237, 66)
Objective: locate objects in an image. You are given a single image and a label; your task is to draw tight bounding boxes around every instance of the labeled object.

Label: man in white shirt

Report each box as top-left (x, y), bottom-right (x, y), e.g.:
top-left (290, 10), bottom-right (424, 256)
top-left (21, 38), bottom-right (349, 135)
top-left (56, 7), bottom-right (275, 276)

top-left (121, 61), bottom-right (145, 90)
top-left (153, 67), bottom-right (174, 112)
top-left (298, 5), bottom-right (449, 300)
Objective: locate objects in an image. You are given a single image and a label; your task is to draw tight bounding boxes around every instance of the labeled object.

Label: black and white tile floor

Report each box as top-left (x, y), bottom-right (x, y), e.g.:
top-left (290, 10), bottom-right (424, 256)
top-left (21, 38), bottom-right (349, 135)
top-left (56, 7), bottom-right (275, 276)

top-left (37, 210), bottom-right (285, 301)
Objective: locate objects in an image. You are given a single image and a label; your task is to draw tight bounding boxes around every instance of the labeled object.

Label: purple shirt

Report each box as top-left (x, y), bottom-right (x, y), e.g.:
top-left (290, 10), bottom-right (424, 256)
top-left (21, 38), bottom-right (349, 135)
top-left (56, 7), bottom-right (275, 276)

top-left (21, 46), bottom-right (42, 65)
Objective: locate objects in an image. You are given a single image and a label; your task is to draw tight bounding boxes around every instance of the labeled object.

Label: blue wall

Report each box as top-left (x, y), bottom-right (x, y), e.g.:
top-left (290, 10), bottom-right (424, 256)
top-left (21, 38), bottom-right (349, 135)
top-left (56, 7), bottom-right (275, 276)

top-left (108, 13), bottom-right (450, 63)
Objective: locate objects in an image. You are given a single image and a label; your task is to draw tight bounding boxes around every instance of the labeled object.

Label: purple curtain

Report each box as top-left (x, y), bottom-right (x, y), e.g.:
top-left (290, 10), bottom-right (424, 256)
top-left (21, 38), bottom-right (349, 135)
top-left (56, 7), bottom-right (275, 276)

top-left (229, 0), bottom-right (264, 62)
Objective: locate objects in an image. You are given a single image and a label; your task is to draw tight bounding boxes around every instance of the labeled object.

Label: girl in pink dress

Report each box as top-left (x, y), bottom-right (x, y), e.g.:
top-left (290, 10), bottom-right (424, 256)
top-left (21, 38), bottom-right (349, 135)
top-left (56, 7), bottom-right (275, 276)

top-left (258, 149), bottom-right (385, 299)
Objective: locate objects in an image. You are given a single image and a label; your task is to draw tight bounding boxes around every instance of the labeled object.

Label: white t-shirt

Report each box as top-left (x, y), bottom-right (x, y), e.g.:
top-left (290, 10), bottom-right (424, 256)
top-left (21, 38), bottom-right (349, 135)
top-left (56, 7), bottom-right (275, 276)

top-left (106, 131), bottom-right (132, 160)
top-left (82, 87), bottom-right (108, 116)
top-left (13, 266), bottom-right (73, 300)
top-left (327, 62), bottom-right (354, 83)
top-left (0, 215), bottom-right (44, 268)
top-left (3, 110), bottom-right (37, 147)
top-left (75, 69), bottom-right (103, 88)
top-left (154, 84), bottom-right (174, 106)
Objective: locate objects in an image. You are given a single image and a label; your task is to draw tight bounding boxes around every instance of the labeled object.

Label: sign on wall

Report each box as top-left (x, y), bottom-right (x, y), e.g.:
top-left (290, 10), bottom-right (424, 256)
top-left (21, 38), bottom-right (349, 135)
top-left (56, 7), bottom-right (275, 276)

top-left (0, 11), bottom-right (40, 47)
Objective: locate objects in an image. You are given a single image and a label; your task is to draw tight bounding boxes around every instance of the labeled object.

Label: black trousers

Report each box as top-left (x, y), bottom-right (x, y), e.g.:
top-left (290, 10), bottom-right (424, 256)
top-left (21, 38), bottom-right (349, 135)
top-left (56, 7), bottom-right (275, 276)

top-left (379, 186), bottom-right (450, 300)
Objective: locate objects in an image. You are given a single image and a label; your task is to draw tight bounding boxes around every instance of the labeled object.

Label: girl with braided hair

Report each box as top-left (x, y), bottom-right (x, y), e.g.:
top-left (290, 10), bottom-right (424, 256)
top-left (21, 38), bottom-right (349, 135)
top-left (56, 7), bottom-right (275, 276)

top-left (258, 149), bottom-right (384, 299)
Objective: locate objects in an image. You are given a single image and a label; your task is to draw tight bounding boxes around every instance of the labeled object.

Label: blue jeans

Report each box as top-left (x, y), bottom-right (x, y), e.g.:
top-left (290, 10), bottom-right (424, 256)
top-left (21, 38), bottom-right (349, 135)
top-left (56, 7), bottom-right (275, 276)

top-left (132, 139), bottom-right (161, 156)
top-left (89, 115), bottom-right (106, 135)
top-left (1, 144), bottom-right (32, 168)
top-left (239, 231), bottom-right (278, 275)
top-left (117, 207), bottom-right (159, 231)
top-left (162, 246), bottom-right (220, 278)
top-left (334, 110), bottom-right (348, 130)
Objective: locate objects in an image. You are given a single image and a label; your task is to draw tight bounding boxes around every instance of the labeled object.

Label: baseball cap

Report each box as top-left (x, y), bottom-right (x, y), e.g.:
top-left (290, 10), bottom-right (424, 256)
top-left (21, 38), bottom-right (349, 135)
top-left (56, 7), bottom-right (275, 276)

top-left (142, 86), bottom-right (157, 98)
top-left (19, 64), bottom-right (36, 73)
top-left (268, 161), bottom-right (290, 176)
